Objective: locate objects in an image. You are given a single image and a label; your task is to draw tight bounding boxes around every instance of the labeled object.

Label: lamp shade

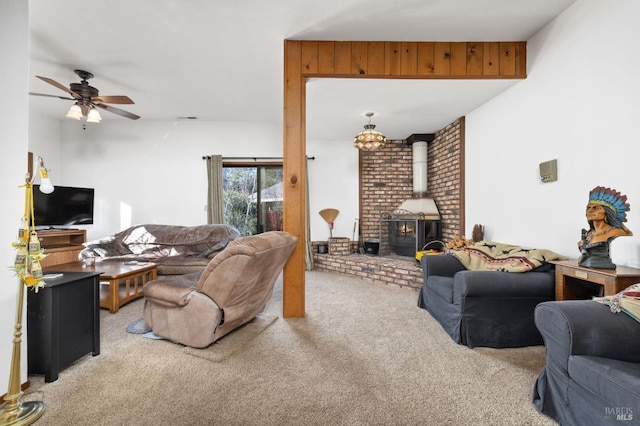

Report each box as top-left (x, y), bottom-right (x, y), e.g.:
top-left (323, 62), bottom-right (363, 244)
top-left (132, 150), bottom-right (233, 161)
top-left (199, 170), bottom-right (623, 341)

top-left (66, 103), bottom-right (83, 120)
top-left (86, 108), bottom-right (102, 123)
top-left (354, 112), bottom-right (386, 150)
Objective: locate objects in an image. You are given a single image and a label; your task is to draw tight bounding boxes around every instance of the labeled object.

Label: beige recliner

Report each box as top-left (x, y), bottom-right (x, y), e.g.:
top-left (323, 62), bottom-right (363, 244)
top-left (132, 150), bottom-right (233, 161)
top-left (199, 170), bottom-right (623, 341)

top-left (142, 231), bottom-right (297, 348)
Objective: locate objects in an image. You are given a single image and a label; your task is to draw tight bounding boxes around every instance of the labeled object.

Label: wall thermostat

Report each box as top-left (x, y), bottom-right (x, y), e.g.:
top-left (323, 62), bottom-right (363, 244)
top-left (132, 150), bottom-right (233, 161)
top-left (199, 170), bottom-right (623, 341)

top-left (539, 159), bottom-right (558, 183)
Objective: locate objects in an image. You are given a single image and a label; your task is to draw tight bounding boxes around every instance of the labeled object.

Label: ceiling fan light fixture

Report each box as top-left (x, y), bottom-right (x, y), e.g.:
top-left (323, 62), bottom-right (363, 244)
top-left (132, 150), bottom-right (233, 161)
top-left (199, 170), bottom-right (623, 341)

top-left (354, 112), bottom-right (387, 151)
top-left (86, 107), bottom-right (102, 123)
top-left (66, 103), bottom-right (83, 120)
top-left (33, 71), bottom-right (141, 121)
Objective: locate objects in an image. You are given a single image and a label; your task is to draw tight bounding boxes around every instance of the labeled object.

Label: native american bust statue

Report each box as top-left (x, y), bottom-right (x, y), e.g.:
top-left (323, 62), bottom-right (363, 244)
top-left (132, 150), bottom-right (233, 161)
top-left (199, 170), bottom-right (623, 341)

top-left (578, 186), bottom-right (632, 269)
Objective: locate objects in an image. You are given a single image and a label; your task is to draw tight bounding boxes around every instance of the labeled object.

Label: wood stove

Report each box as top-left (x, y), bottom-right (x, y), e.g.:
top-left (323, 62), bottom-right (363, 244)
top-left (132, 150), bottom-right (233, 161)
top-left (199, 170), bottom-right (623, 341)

top-left (379, 210), bottom-right (442, 257)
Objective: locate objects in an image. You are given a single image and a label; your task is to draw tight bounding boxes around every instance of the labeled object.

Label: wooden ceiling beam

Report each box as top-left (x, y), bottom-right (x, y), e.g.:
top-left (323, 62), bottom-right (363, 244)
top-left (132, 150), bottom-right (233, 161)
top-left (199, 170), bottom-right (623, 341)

top-left (295, 40), bottom-right (526, 79)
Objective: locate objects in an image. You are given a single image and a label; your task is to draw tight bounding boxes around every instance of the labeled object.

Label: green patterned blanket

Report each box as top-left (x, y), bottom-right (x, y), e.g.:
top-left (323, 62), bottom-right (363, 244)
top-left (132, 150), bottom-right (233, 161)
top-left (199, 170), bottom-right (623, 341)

top-left (451, 241), bottom-right (567, 272)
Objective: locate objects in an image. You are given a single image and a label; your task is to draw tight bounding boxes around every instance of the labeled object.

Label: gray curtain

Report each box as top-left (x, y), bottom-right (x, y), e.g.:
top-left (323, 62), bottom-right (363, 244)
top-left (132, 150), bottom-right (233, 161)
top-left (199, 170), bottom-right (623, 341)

top-left (206, 155), bottom-right (224, 224)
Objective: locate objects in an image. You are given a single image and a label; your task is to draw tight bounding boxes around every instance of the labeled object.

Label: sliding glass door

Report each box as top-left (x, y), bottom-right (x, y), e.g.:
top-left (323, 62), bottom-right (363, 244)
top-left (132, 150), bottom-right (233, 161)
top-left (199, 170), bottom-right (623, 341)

top-left (223, 165), bottom-right (283, 235)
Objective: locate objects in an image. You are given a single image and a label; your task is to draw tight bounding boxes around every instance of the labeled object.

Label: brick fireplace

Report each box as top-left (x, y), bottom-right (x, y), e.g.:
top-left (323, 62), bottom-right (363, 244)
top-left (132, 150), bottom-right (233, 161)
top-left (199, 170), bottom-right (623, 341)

top-left (313, 118), bottom-right (464, 289)
top-left (360, 118), bottom-right (463, 245)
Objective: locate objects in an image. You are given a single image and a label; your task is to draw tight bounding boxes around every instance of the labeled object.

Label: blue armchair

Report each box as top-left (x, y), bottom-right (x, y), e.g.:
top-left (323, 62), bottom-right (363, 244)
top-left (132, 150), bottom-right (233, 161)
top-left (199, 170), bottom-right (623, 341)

top-left (533, 300), bottom-right (640, 425)
top-left (418, 253), bottom-right (556, 348)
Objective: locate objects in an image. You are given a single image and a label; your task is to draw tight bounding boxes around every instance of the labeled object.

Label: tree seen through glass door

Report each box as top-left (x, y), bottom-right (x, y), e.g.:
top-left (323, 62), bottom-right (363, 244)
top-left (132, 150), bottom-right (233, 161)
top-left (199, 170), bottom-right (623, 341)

top-left (223, 166), bottom-right (282, 236)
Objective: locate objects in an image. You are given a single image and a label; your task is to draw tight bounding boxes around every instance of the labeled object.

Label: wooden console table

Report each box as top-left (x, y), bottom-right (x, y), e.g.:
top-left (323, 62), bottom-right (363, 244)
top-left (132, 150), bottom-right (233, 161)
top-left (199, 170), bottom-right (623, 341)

top-left (552, 260), bottom-right (640, 301)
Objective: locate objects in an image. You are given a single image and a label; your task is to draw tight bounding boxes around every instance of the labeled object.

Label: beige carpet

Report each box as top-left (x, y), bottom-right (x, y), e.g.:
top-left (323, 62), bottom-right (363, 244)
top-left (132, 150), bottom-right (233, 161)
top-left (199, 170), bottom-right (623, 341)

top-left (23, 270), bottom-right (556, 426)
top-left (183, 314), bottom-right (279, 362)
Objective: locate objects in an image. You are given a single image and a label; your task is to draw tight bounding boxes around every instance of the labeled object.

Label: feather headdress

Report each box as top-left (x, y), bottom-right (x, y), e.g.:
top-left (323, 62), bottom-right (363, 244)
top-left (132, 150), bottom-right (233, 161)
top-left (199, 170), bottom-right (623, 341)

top-left (588, 186), bottom-right (630, 223)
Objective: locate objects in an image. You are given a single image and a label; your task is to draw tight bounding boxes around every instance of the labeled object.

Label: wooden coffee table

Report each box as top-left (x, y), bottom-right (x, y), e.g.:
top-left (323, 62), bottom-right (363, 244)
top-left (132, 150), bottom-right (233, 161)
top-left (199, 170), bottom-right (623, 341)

top-left (45, 261), bottom-right (158, 313)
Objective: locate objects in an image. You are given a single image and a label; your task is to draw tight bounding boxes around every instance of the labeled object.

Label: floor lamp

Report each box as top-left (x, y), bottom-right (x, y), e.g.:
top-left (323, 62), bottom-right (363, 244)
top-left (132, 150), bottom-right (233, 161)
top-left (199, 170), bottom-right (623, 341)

top-left (0, 156), bottom-right (52, 425)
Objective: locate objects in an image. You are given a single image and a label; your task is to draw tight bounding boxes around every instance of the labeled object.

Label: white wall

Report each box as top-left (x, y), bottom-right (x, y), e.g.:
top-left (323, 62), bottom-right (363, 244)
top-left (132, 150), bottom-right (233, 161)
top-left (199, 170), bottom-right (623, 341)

top-left (28, 114), bottom-right (61, 172)
top-left (28, 118), bottom-right (361, 243)
top-left (465, 0), bottom-right (640, 267)
top-left (307, 139), bottom-right (360, 242)
top-left (0, 0), bottom-right (30, 395)
top-left (56, 120), bottom-right (283, 240)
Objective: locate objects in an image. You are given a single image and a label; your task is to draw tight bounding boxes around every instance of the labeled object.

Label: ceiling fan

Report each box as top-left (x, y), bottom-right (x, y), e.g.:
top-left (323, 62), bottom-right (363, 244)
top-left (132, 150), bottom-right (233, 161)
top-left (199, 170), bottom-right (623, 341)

top-left (30, 69), bottom-right (140, 121)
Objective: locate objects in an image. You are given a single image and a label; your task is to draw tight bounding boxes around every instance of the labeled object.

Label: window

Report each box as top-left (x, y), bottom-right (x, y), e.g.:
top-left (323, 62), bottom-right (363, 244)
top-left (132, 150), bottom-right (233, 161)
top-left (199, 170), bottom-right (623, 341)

top-left (223, 165), bottom-right (283, 235)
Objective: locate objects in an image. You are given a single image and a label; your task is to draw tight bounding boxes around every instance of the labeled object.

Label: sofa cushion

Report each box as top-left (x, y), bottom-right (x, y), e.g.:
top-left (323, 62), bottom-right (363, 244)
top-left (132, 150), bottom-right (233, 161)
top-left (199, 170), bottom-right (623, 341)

top-left (140, 246), bottom-right (177, 257)
top-left (97, 254), bottom-right (211, 276)
top-left (155, 255), bottom-right (211, 275)
top-left (84, 236), bottom-right (132, 257)
top-left (142, 275), bottom-right (199, 307)
top-left (98, 254), bottom-right (158, 263)
top-left (198, 238), bottom-right (231, 258)
top-left (117, 224), bottom-right (240, 255)
top-left (569, 355), bottom-right (640, 409)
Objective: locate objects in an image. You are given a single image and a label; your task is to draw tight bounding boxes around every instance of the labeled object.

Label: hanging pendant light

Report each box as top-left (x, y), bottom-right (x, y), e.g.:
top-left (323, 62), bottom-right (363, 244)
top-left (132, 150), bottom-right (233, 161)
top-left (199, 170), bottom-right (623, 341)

top-left (354, 112), bottom-right (387, 150)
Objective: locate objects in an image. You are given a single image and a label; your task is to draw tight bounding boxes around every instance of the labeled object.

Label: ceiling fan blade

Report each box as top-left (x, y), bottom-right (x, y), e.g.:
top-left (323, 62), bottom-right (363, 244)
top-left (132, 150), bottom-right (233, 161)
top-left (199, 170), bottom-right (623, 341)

top-left (29, 92), bottom-right (76, 101)
top-left (36, 76), bottom-right (81, 99)
top-left (91, 95), bottom-right (134, 104)
top-left (95, 102), bottom-right (140, 120)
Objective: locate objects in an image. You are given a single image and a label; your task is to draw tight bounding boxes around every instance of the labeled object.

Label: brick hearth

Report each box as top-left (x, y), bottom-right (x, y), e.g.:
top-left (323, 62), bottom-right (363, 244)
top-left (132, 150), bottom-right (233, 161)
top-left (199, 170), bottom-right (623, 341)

top-left (313, 252), bottom-right (422, 290)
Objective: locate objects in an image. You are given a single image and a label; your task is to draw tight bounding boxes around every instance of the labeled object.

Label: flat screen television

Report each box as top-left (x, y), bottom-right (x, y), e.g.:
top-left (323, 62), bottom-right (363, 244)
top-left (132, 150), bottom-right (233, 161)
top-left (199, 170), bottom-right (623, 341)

top-left (33, 185), bottom-right (95, 228)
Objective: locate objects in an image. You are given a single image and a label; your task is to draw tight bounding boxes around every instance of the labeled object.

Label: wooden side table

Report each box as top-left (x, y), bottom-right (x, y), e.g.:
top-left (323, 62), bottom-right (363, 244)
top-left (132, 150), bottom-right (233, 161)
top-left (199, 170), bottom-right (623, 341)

top-left (551, 260), bottom-right (640, 301)
top-left (28, 271), bottom-right (101, 382)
